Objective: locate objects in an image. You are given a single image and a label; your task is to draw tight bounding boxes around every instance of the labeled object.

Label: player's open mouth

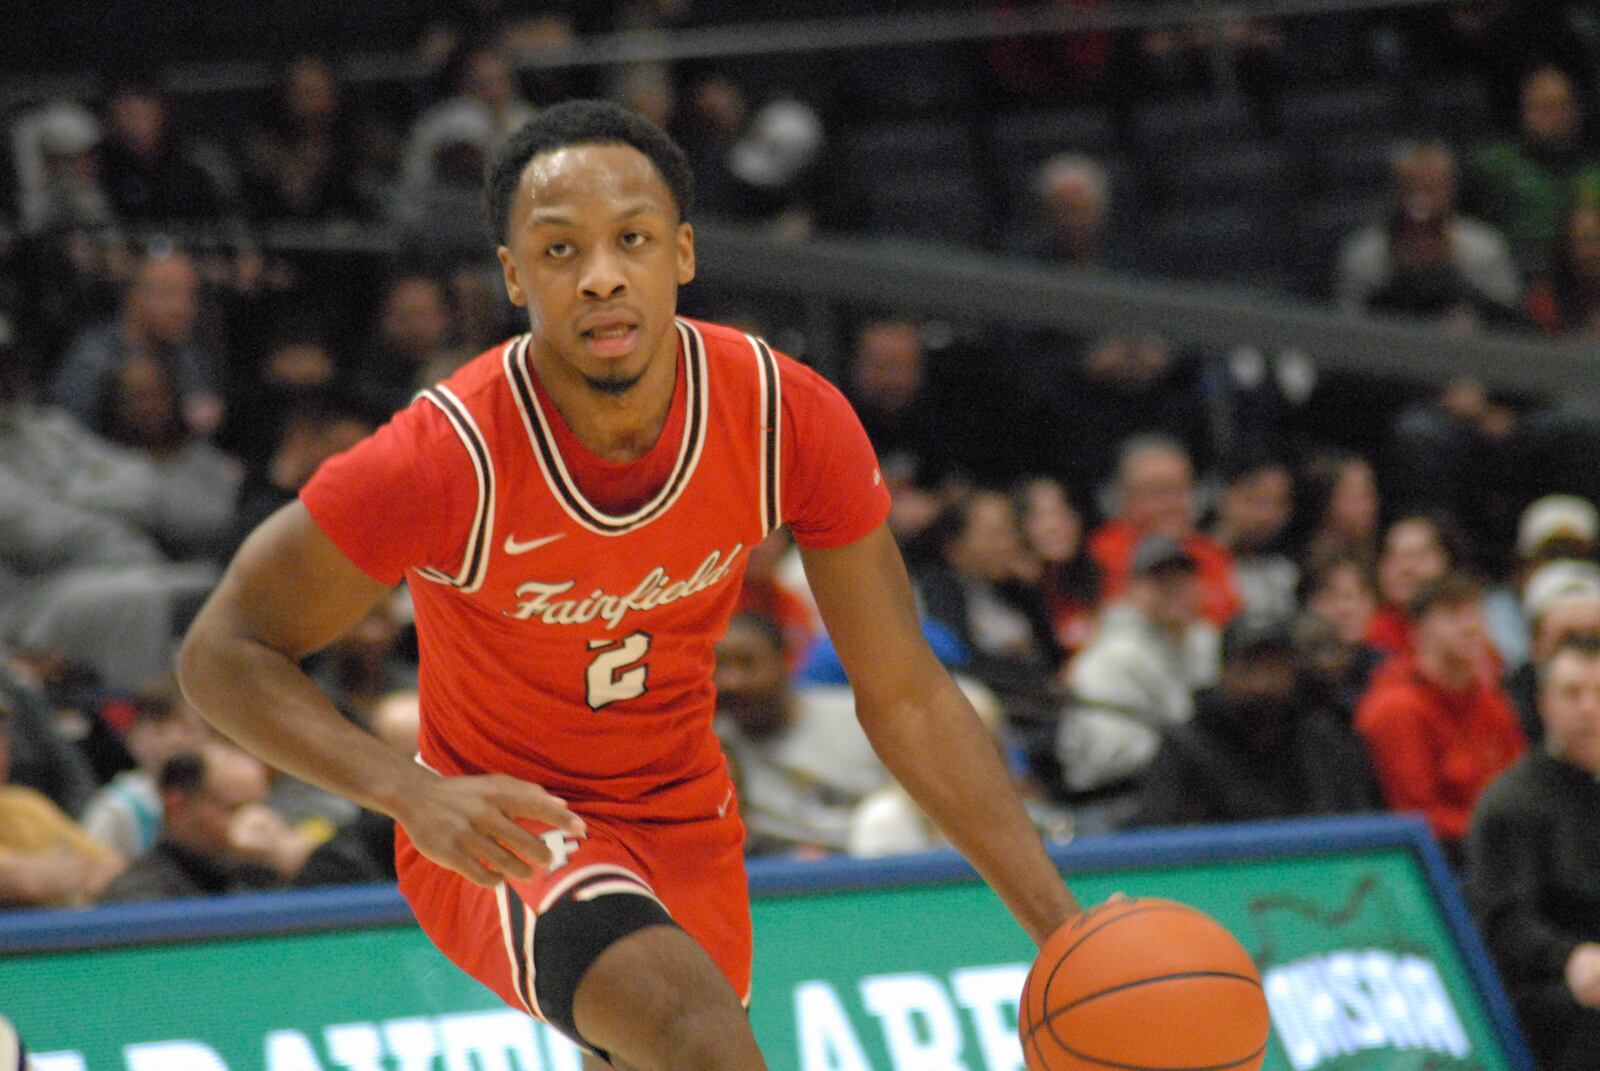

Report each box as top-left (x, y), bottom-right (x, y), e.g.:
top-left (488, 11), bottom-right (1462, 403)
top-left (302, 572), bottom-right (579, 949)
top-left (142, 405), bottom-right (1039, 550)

top-left (581, 323), bottom-right (639, 357)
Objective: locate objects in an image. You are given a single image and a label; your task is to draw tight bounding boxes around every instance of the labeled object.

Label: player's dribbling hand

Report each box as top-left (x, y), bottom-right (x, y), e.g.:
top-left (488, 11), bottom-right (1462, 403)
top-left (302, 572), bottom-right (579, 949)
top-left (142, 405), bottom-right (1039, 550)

top-left (397, 772), bottom-right (587, 887)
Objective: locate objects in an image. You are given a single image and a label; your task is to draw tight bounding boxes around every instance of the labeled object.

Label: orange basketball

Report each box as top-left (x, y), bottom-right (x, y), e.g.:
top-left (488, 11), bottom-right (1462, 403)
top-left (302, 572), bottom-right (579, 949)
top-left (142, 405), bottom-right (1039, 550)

top-left (1019, 897), bottom-right (1270, 1071)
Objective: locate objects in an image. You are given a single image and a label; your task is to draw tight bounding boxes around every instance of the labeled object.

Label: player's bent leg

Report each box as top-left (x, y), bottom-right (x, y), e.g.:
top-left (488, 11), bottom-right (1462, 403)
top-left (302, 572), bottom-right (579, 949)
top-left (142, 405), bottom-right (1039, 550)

top-left (570, 922), bottom-right (765, 1071)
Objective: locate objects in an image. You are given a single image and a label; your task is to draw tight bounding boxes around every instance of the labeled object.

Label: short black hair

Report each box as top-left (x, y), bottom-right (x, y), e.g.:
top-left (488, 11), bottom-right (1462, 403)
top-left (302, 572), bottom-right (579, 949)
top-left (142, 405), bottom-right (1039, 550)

top-left (725, 612), bottom-right (787, 656)
top-left (159, 750), bottom-right (207, 794)
top-left (484, 99), bottom-right (695, 246)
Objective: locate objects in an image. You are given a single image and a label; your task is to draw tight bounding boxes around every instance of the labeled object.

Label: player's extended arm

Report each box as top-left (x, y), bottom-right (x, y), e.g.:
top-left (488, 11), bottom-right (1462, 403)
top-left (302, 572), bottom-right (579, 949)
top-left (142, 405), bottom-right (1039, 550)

top-left (801, 523), bottom-right (1080, 945)
top-left (178, 502), bottom-right (583, 886)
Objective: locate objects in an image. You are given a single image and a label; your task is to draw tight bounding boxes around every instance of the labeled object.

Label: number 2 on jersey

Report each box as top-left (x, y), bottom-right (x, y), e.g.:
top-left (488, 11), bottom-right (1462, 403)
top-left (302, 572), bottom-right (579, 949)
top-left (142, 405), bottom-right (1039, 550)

top-left (585, 632), bottom-right (652, 709)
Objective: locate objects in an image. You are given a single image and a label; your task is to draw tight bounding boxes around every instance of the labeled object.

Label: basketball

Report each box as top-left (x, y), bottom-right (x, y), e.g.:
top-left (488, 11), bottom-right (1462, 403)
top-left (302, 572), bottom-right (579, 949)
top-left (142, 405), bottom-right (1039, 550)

top-left (1019, 897), bottom-right (1270, 1071)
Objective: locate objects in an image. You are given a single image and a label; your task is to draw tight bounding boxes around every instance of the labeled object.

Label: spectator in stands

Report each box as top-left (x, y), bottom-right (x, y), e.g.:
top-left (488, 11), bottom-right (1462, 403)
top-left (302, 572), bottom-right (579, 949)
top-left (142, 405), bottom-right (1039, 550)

top-left (1016, 153), bottom-right (1113, 269)
top-left (1211, 454), bottom-right (1297, 622)
top-left (846, 316), bottom-right (946, 535)
top-left (10, 100), bottom-right (110, 236)
top-left (1367, 513), bottom-right (1460, 656)
top-left (1503, 560), bottom-right (1600, 745)
top-left (240, 55), bottom-right (386, 223)
top-left (1529, 199), bottom-right (1600, 336)
top-left (1466, 64), bottom-right (1600, 277)
top-left (713, 614), bottom-right (892, 856)
top-left (1293, 605), bottom-right (1383, 729)
top-left (96, 352), bottom-right (241, 560)
top-left (1137, 613), bottom-right (1378, 827)
top-left (227, 390), bottom-right (378, 556)
top-left (0, 700), bottom-right (125, 908)
top-left (1294, 451), bottom-right (1381, 568)
top-left (218, 323), bottom-right (340, 471)
top-left (1355, 572), bottom-right (1525, 859)
top-left (1301, 554), bottom-right (1379, 651)
top-left (1088, 434), bottom-right (1240, 626)
top-left (673, 73), bottom-right (827, 237)
top-left (356, 274), bottom-right (453, 413)
top-left (99, 742), bottom-right (312, 902)
top-left (80, 682), bottom-right (207, 860)
top-left (1385, 378), bottom-right (1518, 558)
top-left (51, 249), bottom-right (222, 439)
top-left (308, 599), bottom-right (418, 730)
top-left (393, 100), bottom-right (499, 268)
top-left (1487, 494), bottom-right (1600, 672)
top-left (97, 79), bottom-right (233, 226)
top-left (1015, 476), bottom-right (1101, 659)
top-left (1336, 141), bottom-right (1520, 325)
top-left (1467, 633), bottom-right (1600, 1071)
top-left (911, 492), bottom-right (1061, 727)
top-left (1059, 533), bottom-right (1220, 830)
top-left (294, 690), bottom-right (419, 887)
top-left (0, 658), bottom-right (98, 818)
top-left (1, 348), bottom-right (220, 691)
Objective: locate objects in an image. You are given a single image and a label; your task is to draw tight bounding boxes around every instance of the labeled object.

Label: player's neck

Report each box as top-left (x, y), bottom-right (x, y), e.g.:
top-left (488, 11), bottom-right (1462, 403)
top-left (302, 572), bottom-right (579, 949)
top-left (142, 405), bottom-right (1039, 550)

top-left (533, 337), bottom-right (679, 463)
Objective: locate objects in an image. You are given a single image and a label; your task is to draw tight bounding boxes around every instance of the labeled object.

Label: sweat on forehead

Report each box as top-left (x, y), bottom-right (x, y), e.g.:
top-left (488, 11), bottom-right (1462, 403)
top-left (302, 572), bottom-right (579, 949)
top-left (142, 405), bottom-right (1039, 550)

top-left (518, 144), bottom-right (668, 212)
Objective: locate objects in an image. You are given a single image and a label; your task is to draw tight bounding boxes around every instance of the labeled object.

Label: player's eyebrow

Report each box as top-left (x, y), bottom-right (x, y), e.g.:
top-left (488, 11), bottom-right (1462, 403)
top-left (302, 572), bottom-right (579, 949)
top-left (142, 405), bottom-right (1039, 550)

top-left (528, 202), bottom-right (661, 227)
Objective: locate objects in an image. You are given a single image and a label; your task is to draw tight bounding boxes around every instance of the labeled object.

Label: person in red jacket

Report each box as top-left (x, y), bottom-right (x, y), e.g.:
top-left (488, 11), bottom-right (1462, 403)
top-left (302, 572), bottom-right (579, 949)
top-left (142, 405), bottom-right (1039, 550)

top-left (1356, 571), bottom-right (1525, 860)
top-left (1088, 434), bottom-right (1241, 626)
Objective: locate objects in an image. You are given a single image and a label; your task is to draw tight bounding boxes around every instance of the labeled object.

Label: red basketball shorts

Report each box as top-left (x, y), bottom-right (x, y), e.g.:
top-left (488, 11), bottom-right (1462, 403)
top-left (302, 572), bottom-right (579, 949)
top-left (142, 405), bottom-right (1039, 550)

top-left (395, 802), bottom-right (752, 1030)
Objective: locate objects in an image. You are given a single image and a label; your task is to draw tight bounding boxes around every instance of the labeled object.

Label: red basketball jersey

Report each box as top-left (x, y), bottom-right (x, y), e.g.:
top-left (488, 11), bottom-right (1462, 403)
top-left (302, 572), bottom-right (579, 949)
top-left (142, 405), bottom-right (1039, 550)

top-left (303, 318), bottom-right (889, 821)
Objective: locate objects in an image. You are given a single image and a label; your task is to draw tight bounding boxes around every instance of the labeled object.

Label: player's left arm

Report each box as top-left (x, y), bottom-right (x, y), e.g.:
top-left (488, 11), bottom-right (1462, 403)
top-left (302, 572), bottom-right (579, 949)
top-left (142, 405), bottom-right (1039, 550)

top-left (801, 523), bottom-right (1081, 945)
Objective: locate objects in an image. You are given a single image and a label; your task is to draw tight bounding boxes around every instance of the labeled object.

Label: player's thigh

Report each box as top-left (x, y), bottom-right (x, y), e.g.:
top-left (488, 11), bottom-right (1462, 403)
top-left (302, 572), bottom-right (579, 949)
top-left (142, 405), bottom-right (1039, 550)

top-left (571, 921), bottom-right (763, 1070)
top-left (631, 807), bottom-right (753, 1003)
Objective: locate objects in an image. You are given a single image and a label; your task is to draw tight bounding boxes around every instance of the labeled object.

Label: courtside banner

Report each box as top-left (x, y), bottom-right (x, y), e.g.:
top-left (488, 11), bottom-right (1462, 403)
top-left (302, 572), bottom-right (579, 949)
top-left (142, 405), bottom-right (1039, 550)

top-left (0, 815), bottom-right (1532, 1071)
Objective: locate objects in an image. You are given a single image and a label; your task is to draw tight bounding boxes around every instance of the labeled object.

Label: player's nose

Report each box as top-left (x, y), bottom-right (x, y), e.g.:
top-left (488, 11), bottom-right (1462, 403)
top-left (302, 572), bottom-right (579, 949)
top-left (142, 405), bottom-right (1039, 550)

top-left (578, 247), bottom-right (628, 300)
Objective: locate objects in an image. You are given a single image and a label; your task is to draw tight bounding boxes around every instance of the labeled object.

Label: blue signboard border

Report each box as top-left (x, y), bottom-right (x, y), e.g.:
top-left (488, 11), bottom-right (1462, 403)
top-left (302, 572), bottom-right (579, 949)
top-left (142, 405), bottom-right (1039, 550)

top-left (0, 813), bottom-right (1534, 1070)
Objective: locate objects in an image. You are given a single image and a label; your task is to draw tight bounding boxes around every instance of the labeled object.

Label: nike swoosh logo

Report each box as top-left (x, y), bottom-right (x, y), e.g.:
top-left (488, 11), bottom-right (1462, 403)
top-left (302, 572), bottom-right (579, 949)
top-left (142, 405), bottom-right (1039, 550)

top-left (503, 533), bottom-right (565, 555)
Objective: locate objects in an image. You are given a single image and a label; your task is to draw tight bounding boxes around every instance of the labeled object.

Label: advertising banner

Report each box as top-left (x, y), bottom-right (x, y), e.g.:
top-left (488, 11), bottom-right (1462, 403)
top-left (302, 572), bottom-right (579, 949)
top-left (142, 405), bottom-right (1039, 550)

top-left (0, 816), bottom-right (1531, 1071)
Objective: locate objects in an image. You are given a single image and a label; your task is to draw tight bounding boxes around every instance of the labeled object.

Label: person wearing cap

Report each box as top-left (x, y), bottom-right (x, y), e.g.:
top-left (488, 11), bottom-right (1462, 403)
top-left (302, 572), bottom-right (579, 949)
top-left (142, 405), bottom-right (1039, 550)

top-left (1502, 560), bottom-right (1600, 743)
top-left (1466, 633), bottom-right (1600, 1071)
top-left (1485, 495), bottom-right (1600, 671)
top-left (1355, 571), bottom-right (1526, 860)
top-left (1057, 531), bottom-right (1220, 831)
top-left (1136, 613), bottom-right (1380, 828)
top-left (1087, 435), bottom-right (1242, 627)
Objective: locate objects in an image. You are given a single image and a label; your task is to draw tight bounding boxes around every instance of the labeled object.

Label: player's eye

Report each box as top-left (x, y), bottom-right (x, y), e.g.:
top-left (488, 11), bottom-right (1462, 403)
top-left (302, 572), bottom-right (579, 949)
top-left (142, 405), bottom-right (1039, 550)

top-left (545, 241), bottom-right (574, 259)
top-left (620, 231), bottom-right (648, 249)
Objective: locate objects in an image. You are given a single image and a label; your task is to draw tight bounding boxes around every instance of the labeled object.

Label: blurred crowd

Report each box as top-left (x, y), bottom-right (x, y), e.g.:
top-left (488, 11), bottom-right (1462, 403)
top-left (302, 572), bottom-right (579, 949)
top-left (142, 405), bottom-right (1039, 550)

top-left (3, 1), bottom-right (1600, 1065)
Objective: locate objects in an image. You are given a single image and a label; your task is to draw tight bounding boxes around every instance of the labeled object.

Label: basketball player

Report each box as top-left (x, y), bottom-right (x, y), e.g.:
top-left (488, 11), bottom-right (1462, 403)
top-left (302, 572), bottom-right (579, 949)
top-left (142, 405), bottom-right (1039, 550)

top-left (179, 100), bottom-right (1080, 1070)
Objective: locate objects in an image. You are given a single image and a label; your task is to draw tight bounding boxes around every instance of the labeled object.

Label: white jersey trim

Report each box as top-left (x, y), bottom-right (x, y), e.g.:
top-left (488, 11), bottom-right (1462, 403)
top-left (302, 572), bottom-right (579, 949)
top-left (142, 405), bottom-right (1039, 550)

top-left (413, 381), bottom-right (496, 593)
top-left (503, 322), bottom-right (709, 537)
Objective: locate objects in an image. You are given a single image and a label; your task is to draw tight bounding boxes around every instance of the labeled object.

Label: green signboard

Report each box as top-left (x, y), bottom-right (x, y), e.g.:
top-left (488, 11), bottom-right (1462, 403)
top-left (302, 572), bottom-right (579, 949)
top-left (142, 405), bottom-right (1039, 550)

top-left (0, 817), bottom-right (1530, 1071)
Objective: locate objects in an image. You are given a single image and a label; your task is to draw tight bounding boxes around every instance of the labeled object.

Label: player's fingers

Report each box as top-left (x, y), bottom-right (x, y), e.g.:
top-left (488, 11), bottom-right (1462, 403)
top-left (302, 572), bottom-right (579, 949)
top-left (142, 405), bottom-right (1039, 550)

top-left (494, 777), bottom-right (587, 837)
top-left (478, 813), bottom-right (546, 875)
top-left (466, 832), bottom-right (534, 882)
top-left (445, 848), bottom-right (500, 888)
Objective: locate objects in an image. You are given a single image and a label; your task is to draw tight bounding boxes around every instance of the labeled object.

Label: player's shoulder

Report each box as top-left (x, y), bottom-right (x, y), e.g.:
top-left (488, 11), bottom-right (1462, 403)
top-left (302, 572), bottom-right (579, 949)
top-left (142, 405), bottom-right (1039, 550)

top-left (429, 335), bottom-right (525, 407)
top-left (680, 316), bottom-right (852, 413)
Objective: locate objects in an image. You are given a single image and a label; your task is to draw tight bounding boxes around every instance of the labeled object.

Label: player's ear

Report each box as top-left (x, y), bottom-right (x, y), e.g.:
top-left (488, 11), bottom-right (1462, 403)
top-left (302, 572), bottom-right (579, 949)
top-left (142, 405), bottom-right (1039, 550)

top-left (497, 246), bottom-right (527, 308)
top-left (675, 222), bottom-right (695, 286)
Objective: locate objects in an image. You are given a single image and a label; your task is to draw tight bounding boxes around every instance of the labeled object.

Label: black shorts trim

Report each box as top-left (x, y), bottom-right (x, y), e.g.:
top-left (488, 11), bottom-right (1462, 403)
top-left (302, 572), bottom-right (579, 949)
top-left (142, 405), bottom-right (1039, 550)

top-left (532, 879), bottom-right (678, 1058)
